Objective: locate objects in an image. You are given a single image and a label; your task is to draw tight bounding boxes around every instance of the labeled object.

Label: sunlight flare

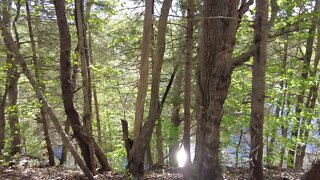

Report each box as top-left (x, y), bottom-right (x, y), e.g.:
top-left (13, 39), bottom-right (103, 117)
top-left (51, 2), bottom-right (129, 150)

top-left (176, 146), bottom-right (187, 167)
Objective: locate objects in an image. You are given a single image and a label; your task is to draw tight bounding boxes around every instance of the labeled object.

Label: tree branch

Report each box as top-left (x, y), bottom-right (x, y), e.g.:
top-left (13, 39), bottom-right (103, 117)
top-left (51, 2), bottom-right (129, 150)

top-left (232, 45), bottom-right (256, 68)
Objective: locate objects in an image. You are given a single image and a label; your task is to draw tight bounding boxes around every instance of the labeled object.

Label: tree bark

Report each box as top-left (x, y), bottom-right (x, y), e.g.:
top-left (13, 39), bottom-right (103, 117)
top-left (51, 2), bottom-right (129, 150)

top-left (129, 0), bottom-right (173, 177)
top-left (183, 0), bottom-right (194, 172)
top-left (75, 0), bottom-right (96, 173)
top-left (54, 0), bottom-right (110, 172)
top-left (155, 119), bottom-right (164, 163)
top-left (250, 0), bottom-right (269, 179)
top-left (195, 1), bottom-right (239, 179)
top-left (0, 0), bottom-right (12, 156)
top-left (133, 0), bottom-right (153, 143)
top-left (6, 0), bottom-right (22, 157)
top-left (301, 160), bottom-right (320, 180)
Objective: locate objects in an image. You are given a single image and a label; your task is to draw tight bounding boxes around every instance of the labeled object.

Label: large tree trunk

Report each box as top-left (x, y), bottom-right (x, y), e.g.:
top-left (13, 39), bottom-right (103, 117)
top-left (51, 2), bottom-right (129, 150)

top-left (183, 0), bottom-right (194, 171)
top-left (250, 0), bottom-right (269, 179)
top-left (0, 14), bottom-right (94, 180)
top-left (195, 1), bottom-right (239, 179)
top-left (301, 160), bottom-right (320, 180)
top-left (129, 0), bottom-right (173, 177)
top-left (26, 0), bottom-right (55, 166)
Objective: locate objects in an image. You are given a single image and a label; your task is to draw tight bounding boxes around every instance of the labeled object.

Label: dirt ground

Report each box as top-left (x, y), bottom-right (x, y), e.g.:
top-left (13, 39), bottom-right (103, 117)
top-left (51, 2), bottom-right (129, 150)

top-left (0, 165), bottom-right (307, 180)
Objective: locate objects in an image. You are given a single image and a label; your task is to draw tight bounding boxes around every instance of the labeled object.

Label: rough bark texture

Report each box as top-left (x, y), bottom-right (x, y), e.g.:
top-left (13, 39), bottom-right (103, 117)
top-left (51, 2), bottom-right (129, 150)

top-left (0, 14), bottom-right (94, 180)
top-left (195, 1), bottom-right (239, 179)
top-left (301, 160), bottom-right (320, 180)
top-left (250, 0), bottom-right (268, 179)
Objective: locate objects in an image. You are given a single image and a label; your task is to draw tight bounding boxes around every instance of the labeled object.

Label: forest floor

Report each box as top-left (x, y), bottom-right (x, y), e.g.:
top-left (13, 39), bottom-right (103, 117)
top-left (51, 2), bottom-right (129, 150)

top-left (0, 165), bottom-right (306, 180)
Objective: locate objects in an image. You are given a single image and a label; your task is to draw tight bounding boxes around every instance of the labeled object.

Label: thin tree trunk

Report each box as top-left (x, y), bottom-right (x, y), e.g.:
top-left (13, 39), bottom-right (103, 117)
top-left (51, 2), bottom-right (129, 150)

top-left (85, 0), bottom-right (102, 146)
top-left (60, 118), bottom-right (70, 165)
top-left (280, 98), bottom-right (290, 168)
top-left (289, 4), bottom-right (317, 168)
top-left (295, 1), bottom-right (320, 167)
top-left (183, 0), bottom-right (194, 171)
top-left (133, 0), bottom-right (153, 143)
top-left (235, 129), bottom-right (243, 167)
top-left (0, 15), bottom-right (94, 180)
top-left (26, 0), bottom-right (55, 166)
top-left (129, 0), bottom-right (173, 177)
top-left (278, 37), bottom-right (290, 169)
top-left (155, 119), bottom-right (164, 162)
top-left (169, 65), bottom-right (182, 167)
top-left (0, 86), bottom-right (8, 156)
top-left (60, 50), bottom-right (79, 166)
top-left (250, 0), bottom-right (268, 179)
top-left (75, 0), bottom-right (96, 173)
top-left (7, 0), bottom-right (22, 157)
top-left (146, 145), bottom-right (154, 168)
top-left (0, 0), bottom-right (12, 156)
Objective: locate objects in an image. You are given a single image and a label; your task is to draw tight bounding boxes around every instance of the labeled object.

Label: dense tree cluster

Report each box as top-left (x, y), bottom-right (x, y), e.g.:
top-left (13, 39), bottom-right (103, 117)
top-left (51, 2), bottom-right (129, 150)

top-left (0, 0), bottom-right (320, 179)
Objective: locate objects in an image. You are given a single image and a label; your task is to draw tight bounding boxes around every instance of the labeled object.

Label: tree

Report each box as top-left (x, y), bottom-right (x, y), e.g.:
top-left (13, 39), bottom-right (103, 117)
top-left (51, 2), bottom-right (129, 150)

top-left (129, 0), bottom-right (173, 177)
top-left (75, 0), bottom-right (96, 173)
top-left (0, 14), bottom-right (94, 180)
top-left (195, 1), bottom-right (252, 179)
top-left (129, 0), bottom-right (153, 176)
top-left (0, 0), bottom-right (12, 156)
top-left (183, 0), bottom-right (194, 171)
top-left (25, 0), bottom-right (55, 166)
top-left (53, 0), bottom-right (110, 172)
top-left (250, 0), bottom-right (269, 179)
top-left (2, 0), bottom-right (23, 157)
top-left (288, 1), bottom-right (318, 168)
